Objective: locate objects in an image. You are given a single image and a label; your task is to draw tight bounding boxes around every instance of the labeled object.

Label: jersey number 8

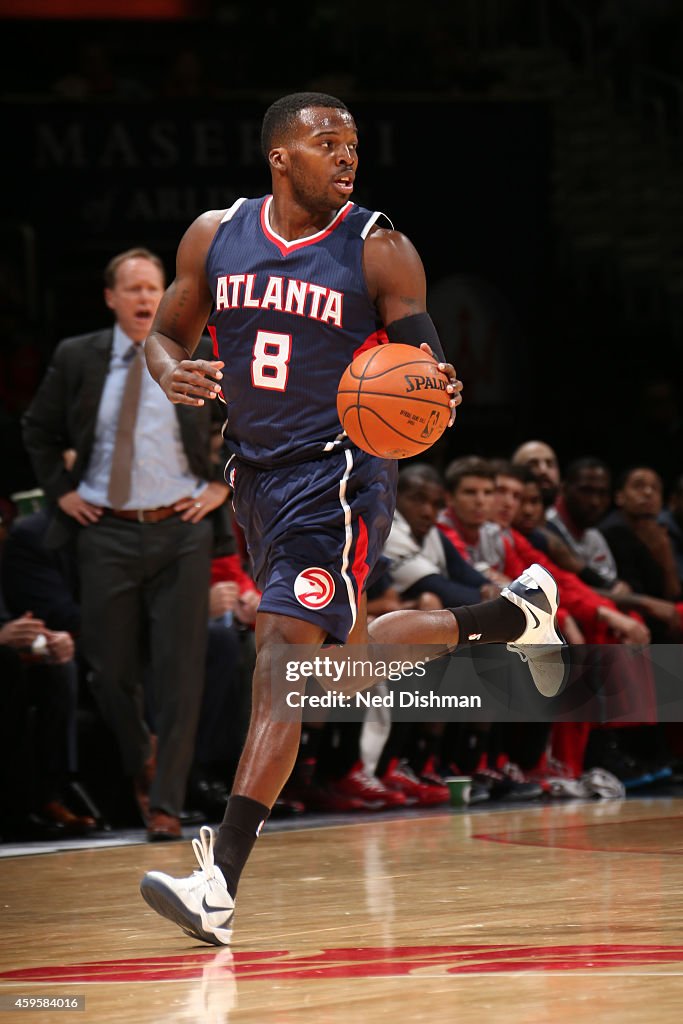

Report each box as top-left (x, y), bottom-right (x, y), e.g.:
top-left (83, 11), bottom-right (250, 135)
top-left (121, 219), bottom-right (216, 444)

top-left (251, 330), bottom-right (292, 391)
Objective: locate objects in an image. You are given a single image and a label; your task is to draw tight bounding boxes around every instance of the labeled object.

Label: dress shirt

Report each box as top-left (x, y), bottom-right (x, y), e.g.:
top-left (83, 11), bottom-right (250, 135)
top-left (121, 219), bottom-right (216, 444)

top-left (78, 324), bottom-right (204, 509)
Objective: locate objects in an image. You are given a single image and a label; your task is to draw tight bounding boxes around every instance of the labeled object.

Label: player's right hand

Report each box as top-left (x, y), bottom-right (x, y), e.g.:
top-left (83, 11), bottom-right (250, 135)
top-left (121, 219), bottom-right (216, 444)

top-left (161, 359), bottom-right (224, 407)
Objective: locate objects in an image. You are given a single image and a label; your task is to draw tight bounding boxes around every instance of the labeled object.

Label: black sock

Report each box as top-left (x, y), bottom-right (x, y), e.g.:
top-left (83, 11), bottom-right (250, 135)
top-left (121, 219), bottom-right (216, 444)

top-left (449, 597), bottom-right (526, 646)
top-left (214, 794), bottom-right (270, 899)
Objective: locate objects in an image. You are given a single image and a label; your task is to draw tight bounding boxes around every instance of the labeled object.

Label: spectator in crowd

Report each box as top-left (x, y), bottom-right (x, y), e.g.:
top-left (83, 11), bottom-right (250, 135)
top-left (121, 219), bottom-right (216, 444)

top-left (0, 556), bottom-right (95, 839)
top-left (500, 464), bottom-right (650, 646)
top-left (543, 456), bottom-right (621, 590)
top-left (1, 508), bottom-right (80, 636)
top-left (21, 248), bottom-right (229, 841)
top-left (511, 440), bottom-right (561, 509)
top-left (0, 505), bottom-right (103, 836)
top-left (535, 454), bottom-right (680, 638)
top-left (511, 442), bottom-right (598, 579)
top-left (438, 455), bottom-right (508, 581)
top-left (510, 467), bottom-right (669, 785)
top-left (600, 466), bottom-right (682, 643)
top-left (383, 463), bottom-right (497, 606)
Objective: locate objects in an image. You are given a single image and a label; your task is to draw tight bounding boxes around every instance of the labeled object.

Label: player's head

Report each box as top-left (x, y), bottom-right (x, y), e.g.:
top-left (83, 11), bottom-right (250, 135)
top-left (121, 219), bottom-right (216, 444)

top-left (262, 92), bottom-right (358, 213)
top-left (396, 463), bottom-right (444, 542)
top-left (104, 247), bottom-right (165, 343)
top-left (562, 457), bottom-right (611, 529)
top-left (443, 455), bottom-right (495, 530)
top-left (511, 440), bottom-right (560, 507)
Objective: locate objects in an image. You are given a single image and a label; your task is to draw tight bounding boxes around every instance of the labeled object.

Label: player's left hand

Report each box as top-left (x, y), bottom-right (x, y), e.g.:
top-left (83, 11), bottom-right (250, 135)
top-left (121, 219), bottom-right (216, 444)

top-left (420, 343), bottom-right (462, 426)
top-left (176, 481), bottom-right (230, 523)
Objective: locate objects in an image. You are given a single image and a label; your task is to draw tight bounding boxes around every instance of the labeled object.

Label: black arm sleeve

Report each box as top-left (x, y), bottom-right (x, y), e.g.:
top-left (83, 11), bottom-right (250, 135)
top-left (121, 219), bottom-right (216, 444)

top-left (385, 313), bottom-right (446, 362)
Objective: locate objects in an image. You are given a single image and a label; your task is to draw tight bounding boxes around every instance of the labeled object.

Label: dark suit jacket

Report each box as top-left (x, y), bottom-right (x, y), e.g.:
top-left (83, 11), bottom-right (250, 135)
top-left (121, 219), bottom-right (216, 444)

top-left (22, 329), bottom-right (226, 548)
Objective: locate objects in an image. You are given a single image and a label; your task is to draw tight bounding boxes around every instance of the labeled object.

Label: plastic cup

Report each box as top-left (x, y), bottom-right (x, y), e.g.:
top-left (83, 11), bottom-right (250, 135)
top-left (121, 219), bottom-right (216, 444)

top-left (444, 776), bottom-right (472, 807)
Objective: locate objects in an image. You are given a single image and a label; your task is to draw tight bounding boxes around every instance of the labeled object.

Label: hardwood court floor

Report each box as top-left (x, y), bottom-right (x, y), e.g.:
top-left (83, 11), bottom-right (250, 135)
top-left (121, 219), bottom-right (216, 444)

top-left (2, 797), bottom-right (683, 1023)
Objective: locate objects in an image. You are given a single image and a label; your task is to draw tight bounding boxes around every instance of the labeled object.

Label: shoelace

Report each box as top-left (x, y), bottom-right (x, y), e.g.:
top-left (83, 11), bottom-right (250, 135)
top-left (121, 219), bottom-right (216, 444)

top-left (191, 825), bottom-right (219, 882)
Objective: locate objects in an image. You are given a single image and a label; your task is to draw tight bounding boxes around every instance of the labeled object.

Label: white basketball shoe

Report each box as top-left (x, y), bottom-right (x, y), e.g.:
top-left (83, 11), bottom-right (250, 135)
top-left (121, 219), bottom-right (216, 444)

top-left (501, 563), bottom-right (569, 698)
top-left (140, 825), bottom-right (234, 945)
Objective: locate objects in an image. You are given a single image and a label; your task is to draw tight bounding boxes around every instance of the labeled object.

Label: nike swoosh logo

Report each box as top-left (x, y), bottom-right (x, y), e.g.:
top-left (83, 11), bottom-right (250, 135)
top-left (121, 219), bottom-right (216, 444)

top-left (202, 895), bottom-right (231, 915)
top-left (528, 608), bottom-right (540, 629)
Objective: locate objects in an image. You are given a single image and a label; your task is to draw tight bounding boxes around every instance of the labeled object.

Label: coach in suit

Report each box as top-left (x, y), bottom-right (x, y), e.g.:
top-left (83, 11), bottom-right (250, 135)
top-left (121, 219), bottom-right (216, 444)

top-left (22, 247), bottom-right (229, 840)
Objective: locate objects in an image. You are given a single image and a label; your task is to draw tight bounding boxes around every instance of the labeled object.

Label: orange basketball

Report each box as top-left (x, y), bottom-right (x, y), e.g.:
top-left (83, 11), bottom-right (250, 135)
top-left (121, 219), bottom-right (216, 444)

top-left (336, 343), bottom-right (451, 459)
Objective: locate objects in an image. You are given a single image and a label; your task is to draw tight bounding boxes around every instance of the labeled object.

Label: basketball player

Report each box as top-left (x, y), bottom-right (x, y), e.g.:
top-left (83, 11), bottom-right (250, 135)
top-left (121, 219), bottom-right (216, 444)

top-left (140, 92), bottom-right (568, 944)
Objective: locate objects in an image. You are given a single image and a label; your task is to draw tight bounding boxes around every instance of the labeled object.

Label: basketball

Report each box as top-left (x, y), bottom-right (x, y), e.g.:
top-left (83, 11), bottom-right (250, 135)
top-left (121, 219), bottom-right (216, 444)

top-left (336, 343), bottom-right (451, 459)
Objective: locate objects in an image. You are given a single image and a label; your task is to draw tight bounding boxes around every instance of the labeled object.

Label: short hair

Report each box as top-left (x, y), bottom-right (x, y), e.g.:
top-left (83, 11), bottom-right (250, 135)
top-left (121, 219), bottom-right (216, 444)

top-left (396, 462), bottom-right (443, 494)
top-left (564, 457), bottom-right (611, 485)
top-left (489, 458), bottom-right (527, 483)
top-left (615, 465), bottom-right (661, 491)
top-left (443, 455), bottom-right (494, 493)
top-left (261, 92), bottom-right (349, 159)
top-left (104, 248), bottom-right (164, 289)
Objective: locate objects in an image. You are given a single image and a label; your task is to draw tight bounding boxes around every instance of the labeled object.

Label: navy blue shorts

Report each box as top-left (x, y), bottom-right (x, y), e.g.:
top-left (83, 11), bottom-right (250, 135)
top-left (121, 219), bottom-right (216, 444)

top-left (230, 447), bottom-right (398, 643)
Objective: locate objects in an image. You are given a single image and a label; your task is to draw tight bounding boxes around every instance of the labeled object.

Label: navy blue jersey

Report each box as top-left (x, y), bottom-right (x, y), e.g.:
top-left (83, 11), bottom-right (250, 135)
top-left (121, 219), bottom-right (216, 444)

top-left (205, 195), bottom-right (388, 468)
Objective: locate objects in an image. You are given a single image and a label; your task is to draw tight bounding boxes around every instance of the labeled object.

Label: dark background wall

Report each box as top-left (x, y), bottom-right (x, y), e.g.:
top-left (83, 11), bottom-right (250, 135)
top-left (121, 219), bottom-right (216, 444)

top-left (1, 0), bottom-right (682, 501)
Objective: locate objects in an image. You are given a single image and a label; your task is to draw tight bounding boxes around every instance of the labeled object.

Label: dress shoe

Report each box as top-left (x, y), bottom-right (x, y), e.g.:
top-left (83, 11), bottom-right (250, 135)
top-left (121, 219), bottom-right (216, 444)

top-left (147, 809), bottom-right (182, 842)
top-left (42, 801), bottom-right (97, 836)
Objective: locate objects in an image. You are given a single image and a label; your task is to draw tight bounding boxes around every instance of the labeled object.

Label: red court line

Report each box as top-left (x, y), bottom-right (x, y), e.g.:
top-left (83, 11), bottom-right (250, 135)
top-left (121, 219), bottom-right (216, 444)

top-left (3, 944), bottom-right (683, 982)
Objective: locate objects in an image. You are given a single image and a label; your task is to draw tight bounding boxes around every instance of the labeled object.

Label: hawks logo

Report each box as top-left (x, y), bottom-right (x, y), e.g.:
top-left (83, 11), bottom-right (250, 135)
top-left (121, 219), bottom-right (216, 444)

top-left (294, 568), bottom-right (335, 609)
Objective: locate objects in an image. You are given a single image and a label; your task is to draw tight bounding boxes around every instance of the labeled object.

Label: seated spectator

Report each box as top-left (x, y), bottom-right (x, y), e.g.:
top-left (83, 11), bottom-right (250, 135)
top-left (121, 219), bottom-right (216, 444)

top-left (509, 468), bottom-right (668, 784)
top-left (1, 508), bottom-right (98, 838)
top-left (0, 595), bottom-right (95, 839)
top-left (438, 455), bottom-right (508, 580)
top-left (601, 466), bottom-right (681, 603)
top-left (501, 465), bottom-right (650, 647)
top-left (511, 440), bottom-right (561, 509)
top-left (383, 463), bottom-right (496, 606)
top-left (512, 446), bottom-right (621, 587)
top-left (1, 508), bottom-right (80, 635)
